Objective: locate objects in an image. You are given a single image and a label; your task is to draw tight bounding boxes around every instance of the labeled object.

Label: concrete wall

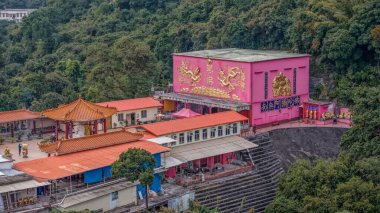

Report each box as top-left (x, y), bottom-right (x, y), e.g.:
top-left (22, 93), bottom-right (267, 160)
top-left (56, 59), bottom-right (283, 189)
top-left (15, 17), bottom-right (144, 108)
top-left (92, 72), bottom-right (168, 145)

top-left (61, 185), bottom-right (137, 212)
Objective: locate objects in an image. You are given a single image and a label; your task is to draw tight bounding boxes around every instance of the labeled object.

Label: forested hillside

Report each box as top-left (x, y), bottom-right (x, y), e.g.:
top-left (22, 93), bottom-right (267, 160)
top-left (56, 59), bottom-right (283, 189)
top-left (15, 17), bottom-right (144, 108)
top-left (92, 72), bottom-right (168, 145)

top-left (0, 0), bottom-right (379, 111)
top-left (0, 0), bottom-right (46, 9)
top-left (0, 1), bottom-right (379, 211)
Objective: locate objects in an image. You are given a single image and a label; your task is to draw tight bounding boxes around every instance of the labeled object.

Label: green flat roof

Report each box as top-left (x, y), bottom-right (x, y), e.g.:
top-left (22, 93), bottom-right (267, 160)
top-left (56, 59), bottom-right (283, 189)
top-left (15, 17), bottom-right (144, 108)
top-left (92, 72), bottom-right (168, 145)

top-left (174, 48), bottom-right (310, 62)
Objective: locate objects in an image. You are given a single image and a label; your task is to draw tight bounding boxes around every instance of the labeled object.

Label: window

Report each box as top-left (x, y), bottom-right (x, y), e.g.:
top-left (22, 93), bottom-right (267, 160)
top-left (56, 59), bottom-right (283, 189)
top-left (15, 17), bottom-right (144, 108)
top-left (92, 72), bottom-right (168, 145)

top-left (170, 141), bottom-right (177, 146)
top-left (162, 143), bottom-right (168, 147)
top-left (179, 133), bottom-right (185, 144)
top-left (187, 131), bottom-right (193, 142)
top-left (218, 126), bottom-right (223, 137)
top-left (264, 72), bottom-right (268, 99)
top-left (225, 125), bottom-right (231, 135)
top-left (141, 110), bottom-right (147, 118)
top-left (202, 129), bottom-right (208, 140)
top-left (111, 191), bottom-right (119, 201)
top-left (117, 113), bottom-right (124, 121)
top-left (171, 134), bottom-right (177, 141)
top-left (293, 68), bottom-right (297, 94)
top-left (194, 130), bottom-right (200, 141)
top-left (210, 127), bottom-right (216, 138)
top-left (233, 123), bottom-right (238, 134)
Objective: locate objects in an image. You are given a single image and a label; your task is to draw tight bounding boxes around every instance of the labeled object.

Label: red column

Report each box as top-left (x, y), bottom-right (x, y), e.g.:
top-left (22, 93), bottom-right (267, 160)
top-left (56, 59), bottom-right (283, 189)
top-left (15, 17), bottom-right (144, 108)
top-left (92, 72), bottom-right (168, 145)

top-left (10, 123), bottom-right (14, 138)
top-left (165, 167), bottom-right (176, 178)
top-left (94, 120), bottom-right (98, 135)
top-left (55, 121), bottom-right (59, 141)
top-left (65, 122), bottom-right (69, 139)
top-left (103, 119), bottom-right (107, 133)
top-left (193, 159), bottom-right (201, 168)
top-left (207, 157), bottom-right (215, 168)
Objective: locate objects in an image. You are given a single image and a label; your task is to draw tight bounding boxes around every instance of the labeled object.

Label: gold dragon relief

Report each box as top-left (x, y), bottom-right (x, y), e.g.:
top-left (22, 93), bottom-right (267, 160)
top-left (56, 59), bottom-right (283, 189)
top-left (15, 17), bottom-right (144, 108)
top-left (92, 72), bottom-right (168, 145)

top-left (217, 66), bottom-right (245, 91)
top-left (191, 86), bottom-right (231, 99)
top-left (178, 61), bottom-right (201, 86)
top-left (272, 72), bottom-right (291, 97)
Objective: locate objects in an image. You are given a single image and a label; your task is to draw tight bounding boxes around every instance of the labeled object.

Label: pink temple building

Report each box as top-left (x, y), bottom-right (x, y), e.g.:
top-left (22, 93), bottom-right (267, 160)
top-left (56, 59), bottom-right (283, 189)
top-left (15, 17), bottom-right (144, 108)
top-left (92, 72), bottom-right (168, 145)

top-left (158, 49), bottom-right (310, 127)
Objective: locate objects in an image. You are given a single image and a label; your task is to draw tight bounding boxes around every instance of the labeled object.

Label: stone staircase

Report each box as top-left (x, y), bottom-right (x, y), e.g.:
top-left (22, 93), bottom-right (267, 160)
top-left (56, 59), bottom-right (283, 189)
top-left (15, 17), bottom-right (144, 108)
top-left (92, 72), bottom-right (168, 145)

top-left (193, 133), bottom-right (283, 213)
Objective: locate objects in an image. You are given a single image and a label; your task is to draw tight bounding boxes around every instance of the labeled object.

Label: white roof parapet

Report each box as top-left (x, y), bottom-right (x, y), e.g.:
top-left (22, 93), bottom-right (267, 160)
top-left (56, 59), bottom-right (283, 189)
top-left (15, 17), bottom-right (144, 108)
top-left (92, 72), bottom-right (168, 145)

top-left (147, 136), bottom-right (177, 145)
top-left (174, 48), bottom-right (310, 63)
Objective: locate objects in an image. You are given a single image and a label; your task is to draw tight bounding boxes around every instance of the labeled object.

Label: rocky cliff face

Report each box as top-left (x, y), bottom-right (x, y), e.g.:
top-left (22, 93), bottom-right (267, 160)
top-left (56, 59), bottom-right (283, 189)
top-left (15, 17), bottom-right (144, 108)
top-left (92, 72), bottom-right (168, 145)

top-left (269, 127), bottom-right (347, 170)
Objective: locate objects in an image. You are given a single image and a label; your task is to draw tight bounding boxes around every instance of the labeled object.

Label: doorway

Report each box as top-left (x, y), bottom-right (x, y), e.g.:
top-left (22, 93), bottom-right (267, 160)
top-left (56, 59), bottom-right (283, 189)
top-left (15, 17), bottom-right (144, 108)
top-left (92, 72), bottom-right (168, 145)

top-left (130, 113), bottom-right (136, 125)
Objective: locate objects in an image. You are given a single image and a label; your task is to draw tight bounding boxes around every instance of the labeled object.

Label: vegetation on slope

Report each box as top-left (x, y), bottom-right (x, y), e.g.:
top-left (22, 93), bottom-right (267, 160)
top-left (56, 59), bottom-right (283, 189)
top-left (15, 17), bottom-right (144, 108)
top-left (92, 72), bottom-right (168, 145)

top-left (0, 0), bottom-right (379, 111)
top-left (0, 1), bottom-right (379, 211)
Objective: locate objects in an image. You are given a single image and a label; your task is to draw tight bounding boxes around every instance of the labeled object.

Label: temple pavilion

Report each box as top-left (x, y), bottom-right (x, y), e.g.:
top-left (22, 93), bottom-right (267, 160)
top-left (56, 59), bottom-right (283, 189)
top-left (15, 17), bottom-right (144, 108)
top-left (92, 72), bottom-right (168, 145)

top-left (42, 98), bottom-right (117, 140)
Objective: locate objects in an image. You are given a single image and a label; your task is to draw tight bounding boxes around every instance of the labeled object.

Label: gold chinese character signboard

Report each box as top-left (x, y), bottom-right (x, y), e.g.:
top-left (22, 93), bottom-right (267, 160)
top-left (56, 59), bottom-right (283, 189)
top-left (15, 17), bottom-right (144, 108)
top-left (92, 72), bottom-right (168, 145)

top-left (272, 72), bottom-right (291, 97)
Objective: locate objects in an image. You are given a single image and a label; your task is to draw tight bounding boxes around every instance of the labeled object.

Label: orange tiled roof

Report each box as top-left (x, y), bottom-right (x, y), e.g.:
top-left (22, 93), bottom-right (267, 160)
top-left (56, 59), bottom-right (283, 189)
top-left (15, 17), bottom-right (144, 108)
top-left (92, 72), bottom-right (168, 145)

top-left (97, 97), bottom-right (162, 112)
top-left (14, 140), bottom-right (170, 181)
top-left (140, 111), bottom-right (248, 136)
top-left (43, 97), bottom-right (117, 121)
top-left (0, 109), bottom-right (41, 123)
top-left (39, 130), bottom-right (143, 155)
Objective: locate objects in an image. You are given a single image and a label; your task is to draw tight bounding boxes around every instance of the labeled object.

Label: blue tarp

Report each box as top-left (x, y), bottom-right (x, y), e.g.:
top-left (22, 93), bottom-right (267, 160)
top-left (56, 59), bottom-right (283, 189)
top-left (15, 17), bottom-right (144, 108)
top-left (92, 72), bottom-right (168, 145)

top-left (84, 168), bottom-right (103, 184)
top-left (150, 173), bottom-right (161, 193)
top-left (136, 173), bottom-right (162, 198)
top-left (137, 184), bottom-right (147, 198)
top-left (103, 166), bottom-right (112, 178)
top-left (153, 153), bottom-right (161, 168)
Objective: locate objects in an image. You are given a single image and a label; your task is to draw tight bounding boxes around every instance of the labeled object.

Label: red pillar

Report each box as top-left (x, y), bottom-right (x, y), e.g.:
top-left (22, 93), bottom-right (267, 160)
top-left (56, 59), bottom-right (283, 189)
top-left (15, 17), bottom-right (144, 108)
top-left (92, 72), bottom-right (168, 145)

top-left (55, 121), bottom-right (59, 141)
top-left (208, 107), bottom-right (212, 114)
top-left (165, 167), bottom-right (176, 178)
top-left (207, 157), bottom-right (215, 168)
top-left (193, 159), bottom-right (201, 168)
top-left (65, 122), bottom-right (69, 139)
top-left (10, 123), bottom-right (14, 138)
top-left (103, 119), bottom-right (107, 133)
top-left (94, 120), bottom-right (98, 135)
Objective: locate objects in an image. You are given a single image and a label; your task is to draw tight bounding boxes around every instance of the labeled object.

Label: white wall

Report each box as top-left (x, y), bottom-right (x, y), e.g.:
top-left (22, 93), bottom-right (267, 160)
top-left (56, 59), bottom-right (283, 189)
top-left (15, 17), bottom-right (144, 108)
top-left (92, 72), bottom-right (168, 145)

top-left (161, 122), bottom-right (242, 147)
top-left (112, 107), bottom-right (160, 128)
top-left (0, 9), bottom-right (35, 22)
top-left (61, 185), bottom-right (137, 212)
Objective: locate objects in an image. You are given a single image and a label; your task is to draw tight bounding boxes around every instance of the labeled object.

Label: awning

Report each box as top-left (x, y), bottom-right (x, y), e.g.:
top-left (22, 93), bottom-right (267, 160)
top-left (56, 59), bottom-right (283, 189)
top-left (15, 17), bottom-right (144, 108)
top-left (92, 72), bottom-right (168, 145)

top-left (157, 92), bottom-right (250, 111)
top-left (170, 135), bottom-right (257, 162)
top-left (0, 180), bottom-right (50, 193)
top-left (164, 156), bottom-right (185, 168)
top-left (172, 108), bottom-right (201, 118)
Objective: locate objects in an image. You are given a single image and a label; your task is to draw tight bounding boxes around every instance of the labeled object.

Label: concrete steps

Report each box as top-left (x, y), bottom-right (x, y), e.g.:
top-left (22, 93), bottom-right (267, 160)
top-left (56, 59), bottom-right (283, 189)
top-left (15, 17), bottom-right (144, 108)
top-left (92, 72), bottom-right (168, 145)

top-left (193, 133), bottom-right (283, 213)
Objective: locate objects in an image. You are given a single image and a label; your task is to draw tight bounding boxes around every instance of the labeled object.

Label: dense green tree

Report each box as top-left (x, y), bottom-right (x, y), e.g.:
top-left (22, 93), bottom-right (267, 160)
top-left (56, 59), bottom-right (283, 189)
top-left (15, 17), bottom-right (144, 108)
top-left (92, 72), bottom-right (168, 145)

top-left (112, 148), bottom-right (155, 211)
